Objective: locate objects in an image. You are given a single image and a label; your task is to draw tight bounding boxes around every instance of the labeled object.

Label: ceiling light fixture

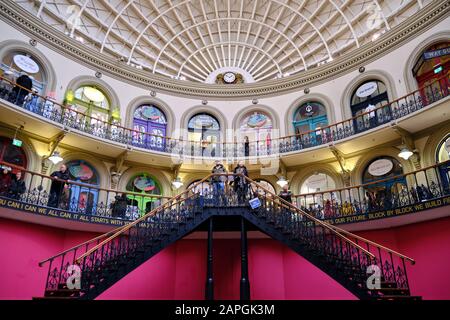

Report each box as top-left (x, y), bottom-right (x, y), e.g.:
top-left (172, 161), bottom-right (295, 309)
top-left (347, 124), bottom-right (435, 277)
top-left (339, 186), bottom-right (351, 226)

top-left (276, 177), bottom-right (288, 188)
top-left (172, 177), bottom-right (183, 190)
top-left (48, 151), bottom-right (63, 164)
top-left (398, 148), bottom-right (413, 160)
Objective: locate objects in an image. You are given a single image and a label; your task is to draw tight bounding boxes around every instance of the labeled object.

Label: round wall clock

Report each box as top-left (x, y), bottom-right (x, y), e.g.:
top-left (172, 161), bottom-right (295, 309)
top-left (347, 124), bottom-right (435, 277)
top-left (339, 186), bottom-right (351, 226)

top-left (223, 72), bottom-right (236, 84)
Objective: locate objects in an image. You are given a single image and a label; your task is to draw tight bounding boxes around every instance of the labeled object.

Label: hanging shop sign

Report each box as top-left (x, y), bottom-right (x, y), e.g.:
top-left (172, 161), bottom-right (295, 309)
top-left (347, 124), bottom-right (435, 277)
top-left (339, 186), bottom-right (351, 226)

top-left (368, 159), bottom-right (393, 176)
top-left (356, 82), bottom-right (378, 98)
top-left (423, 46), bottom-right (450, 60)
top-left (13, 55), bottom-right (39, 74)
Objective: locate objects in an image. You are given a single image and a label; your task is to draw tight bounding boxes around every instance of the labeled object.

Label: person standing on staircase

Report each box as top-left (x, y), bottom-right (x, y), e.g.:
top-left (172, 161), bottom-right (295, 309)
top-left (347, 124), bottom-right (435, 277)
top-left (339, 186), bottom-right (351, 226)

top-left (211, 160), bottom-right (227, 205)
top-left (233, 160), bottom-right (249, 205)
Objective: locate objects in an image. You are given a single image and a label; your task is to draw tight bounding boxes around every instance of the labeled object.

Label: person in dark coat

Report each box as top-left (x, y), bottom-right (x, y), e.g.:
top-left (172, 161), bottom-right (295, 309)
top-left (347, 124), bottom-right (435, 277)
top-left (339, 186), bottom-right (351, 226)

top-left (9, 171), bottom-right (26, 200)
top-left (211, 160), bottom-right (227, 205)
top-left (0, 166), bottom-right (12, 196)
top-left (111, 193), bottom-right (128, 219)
top-left (48, 164), bottom-right (70, 208)
top-left (243, 136), bottom-right (250, 157)
top-left (12, 72), bottom-right (33, 105)
top-left (232, 160), bottom-right (249, 204)
top-left (279, 184), bottom-right (292, 203)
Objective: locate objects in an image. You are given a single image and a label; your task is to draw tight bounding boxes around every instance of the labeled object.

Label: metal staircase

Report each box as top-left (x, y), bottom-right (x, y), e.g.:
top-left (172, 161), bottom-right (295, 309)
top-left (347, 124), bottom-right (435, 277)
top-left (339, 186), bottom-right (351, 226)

top-left (36, 174), bottom-right (420, 300)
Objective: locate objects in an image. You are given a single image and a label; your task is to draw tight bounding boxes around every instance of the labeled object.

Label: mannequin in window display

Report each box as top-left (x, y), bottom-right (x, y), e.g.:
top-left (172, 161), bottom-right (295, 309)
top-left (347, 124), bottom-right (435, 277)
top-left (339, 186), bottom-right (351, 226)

top-left (232, 160), bottom-right (249, 204)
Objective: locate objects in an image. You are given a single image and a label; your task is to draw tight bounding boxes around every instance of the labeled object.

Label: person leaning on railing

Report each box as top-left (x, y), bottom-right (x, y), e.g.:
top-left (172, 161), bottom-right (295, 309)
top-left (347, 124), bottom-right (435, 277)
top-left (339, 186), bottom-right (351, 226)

top-left (8, 171), bottom-right (26, 200)
top-left (0, 165), bottom-right (12, 196)
top-left (48, 164), bottom-right (70, 208)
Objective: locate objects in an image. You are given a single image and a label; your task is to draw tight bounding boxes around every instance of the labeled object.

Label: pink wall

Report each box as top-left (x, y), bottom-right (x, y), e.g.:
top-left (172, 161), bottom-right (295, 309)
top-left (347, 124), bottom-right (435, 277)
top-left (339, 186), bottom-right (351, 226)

top-left (1, 215), bottom-right (450, 300)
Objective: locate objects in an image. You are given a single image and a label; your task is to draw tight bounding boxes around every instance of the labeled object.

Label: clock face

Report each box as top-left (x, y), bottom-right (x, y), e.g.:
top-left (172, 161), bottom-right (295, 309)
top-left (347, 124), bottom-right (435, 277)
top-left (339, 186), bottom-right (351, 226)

top-left (223, 72), bottom-right (236, 83)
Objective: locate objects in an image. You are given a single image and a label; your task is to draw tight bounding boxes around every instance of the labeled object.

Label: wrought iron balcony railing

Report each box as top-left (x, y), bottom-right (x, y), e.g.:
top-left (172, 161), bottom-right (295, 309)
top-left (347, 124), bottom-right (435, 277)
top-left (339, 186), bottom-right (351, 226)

top-left (1, 160), bottom-right (449, 226)
top-left (0, 74), bottom-right (448, 158)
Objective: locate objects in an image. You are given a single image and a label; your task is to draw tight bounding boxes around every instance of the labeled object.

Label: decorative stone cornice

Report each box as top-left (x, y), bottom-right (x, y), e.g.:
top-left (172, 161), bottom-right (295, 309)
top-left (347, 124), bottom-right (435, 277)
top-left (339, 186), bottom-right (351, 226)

top-left (0, 0), bottom-right (449, 99)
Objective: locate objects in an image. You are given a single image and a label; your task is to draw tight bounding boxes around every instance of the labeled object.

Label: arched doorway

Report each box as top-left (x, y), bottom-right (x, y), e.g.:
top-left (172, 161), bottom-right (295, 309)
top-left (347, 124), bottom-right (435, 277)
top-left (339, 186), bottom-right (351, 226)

top-left (65, 85), bottom-right (119, 136)
top-left (132, 104), bottom-right (167, 150)
top-left (0, 136), bottom-right (27, 172)
top-left (362, 157), bottom-right (406, 211)
top-left (239, 111), bottom-right (273, 155)
top-left (293, 101), bottom-right (329, 146)
top-left (412, 41), bottom-right (450, 104)
top-left (66, 160), bottom-right (99, 215)
top-left (350, 80), bottom-right (390, 132)
top-left (126, 174), bottom-right (162, 219)
top-left (188, 113), bottom-right (221, 157)
top-left (1, 50), bottom-right (47, 94)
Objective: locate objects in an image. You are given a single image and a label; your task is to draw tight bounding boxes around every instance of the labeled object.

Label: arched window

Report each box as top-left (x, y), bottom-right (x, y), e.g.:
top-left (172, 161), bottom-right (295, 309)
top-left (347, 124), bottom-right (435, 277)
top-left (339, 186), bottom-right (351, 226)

top-left (132, 105), bottom-right (167, 149)
top-left (66, 160), bottom-right (99, 215)
top-left (1, 51), bottom-right (47, 94)
top-left (0, 136), bottom-right (27, 172)
top-left (293, 101), bottom-right (328, 135)
top-left (126, 174), bottom-right (162, 218)
top-left (412, 41), bottom-right (450, 91)
top-left (362, 156), bottom-right (406, 195)
top-left (188, 113), bottom-right (221, 156)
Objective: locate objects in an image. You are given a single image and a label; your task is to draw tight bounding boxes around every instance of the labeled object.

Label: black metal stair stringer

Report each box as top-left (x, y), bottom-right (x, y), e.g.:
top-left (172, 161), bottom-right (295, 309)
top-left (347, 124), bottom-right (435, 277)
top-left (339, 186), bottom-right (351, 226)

top-left (80, 209), bottom-right (211, 300)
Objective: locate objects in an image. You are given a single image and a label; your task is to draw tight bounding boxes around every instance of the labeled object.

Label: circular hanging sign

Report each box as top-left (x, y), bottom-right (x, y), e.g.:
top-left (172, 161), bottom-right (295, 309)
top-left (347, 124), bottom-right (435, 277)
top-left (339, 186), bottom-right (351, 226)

top-left (134, 176), bottom-right (156, 192)
top-left (368, 159), bottom-right (393, 176)
top-left (13, 55), bottom-right (40, 74)
top-left (69, 164), bottom-right (94, 181)
top-left (356, 82), bottom-right (378, 98)
top-left (247, 113), bottom-right (267, 128)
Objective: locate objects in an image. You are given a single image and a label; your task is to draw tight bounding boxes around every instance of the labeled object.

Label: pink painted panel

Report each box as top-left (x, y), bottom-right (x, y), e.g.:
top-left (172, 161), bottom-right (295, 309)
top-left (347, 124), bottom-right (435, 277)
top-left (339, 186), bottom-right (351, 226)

top-left (1, 215), bottom-right (450, 300)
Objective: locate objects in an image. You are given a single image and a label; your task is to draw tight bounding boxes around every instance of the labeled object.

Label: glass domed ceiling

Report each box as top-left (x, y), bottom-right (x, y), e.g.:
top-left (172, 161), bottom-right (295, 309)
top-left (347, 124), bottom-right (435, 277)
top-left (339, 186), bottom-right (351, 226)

top-left (19, 0), bottom-right (430, 83)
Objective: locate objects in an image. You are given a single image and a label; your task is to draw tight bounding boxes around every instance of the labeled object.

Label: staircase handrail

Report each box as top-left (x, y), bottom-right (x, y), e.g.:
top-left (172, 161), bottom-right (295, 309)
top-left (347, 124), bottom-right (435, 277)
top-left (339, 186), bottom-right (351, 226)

top-left (243, 176), bottom-right (416, 264)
